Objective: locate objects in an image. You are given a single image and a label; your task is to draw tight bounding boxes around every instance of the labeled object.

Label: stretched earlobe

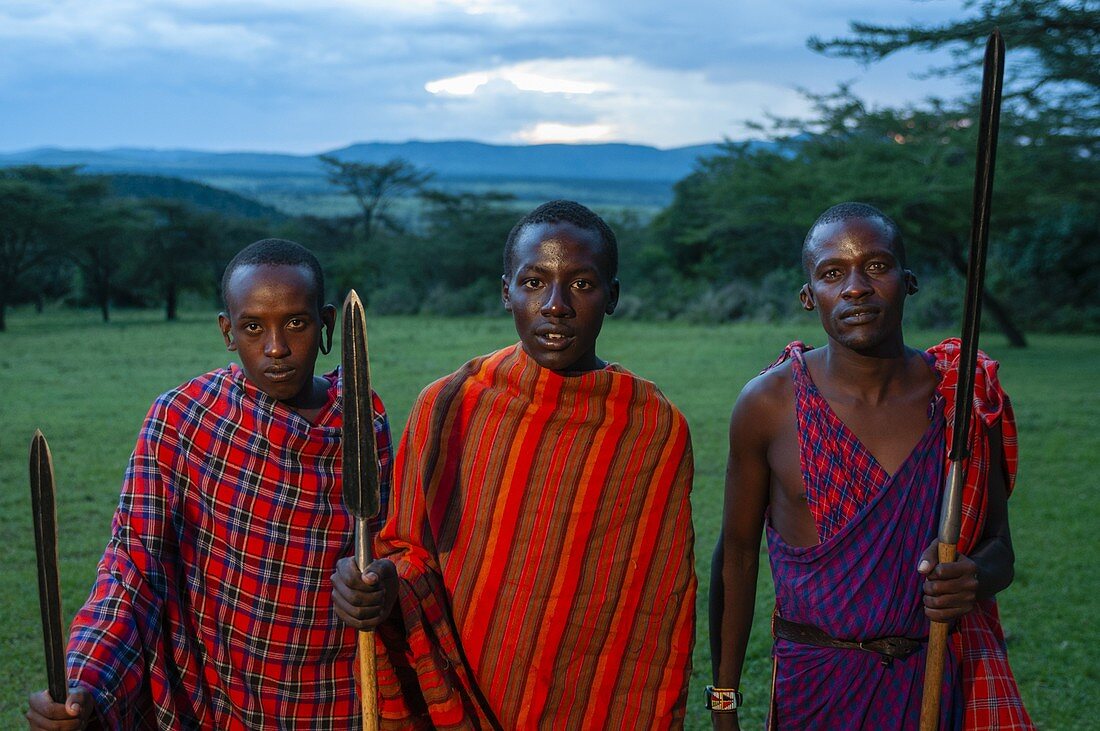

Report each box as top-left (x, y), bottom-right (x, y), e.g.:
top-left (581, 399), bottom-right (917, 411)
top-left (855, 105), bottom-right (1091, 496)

top-left (905, 271), bottom-right (919, 295)
top-left (218, 313), bottom-right (236, 351)
top-left (799, 284), bottom-right (815, 311)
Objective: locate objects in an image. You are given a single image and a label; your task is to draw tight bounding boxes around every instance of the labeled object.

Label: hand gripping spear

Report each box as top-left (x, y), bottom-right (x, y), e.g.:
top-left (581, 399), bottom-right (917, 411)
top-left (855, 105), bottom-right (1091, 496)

top-left (919, 29), bottom-right (1005, 731)
top-left (342, 290), bottom-right (382, 731)
top-left (30, 430), bottom-right (68, 706)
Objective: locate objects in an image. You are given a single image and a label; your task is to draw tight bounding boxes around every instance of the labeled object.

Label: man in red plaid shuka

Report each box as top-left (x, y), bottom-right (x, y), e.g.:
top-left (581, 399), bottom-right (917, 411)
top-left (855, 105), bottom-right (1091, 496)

top-left (26, 240), bottom-right (392, 730)
top-left (710, 204), bottom-right (1031, 730)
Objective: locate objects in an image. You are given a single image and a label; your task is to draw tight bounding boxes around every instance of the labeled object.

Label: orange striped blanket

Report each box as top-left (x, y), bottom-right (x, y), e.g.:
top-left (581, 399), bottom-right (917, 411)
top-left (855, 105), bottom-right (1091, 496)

top-left (373, 343), bottom-right (696, 730)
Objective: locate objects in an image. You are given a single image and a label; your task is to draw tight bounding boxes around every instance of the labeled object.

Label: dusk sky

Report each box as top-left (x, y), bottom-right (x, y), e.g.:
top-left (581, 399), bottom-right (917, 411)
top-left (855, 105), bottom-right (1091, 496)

top-left (0, 0), bottom-right (974, 153)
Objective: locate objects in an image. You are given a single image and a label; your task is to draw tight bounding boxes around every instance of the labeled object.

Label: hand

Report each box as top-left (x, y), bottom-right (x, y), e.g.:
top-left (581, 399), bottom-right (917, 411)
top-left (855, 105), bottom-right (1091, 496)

top-left (918, 540), bottom-right (980, 622)
top-left (331, 557), bottom-right (397, 630)
top-left (26, 687), bottom-right (93, 730)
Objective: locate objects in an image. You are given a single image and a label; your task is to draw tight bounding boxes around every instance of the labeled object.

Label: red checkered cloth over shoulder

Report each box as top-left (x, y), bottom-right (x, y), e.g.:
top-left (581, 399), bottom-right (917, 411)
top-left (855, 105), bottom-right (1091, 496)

top-left (66, 364), bottom-right (393, 729)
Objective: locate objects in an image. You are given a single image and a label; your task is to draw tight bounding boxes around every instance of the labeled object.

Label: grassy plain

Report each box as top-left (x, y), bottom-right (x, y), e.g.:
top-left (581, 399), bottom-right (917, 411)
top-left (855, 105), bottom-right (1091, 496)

top-left (1, 308), bottom-right (1096, 729)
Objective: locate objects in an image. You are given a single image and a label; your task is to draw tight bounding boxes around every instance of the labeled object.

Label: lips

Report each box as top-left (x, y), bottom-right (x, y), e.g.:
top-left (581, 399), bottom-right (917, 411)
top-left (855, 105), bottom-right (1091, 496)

top-left (264, 365), bottom-right (296, 382)
top-left (837, 307), bottom-right (880, 324)
top-left (534, 325), bottom-right (574, 350)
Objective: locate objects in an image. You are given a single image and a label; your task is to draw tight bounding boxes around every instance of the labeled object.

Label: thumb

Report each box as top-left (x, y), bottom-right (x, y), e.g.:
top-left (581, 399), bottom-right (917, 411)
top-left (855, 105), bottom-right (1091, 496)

top-left (917, 541), bottom-right (939, 575)
top-left (65, 687), bottom-right (90, 717)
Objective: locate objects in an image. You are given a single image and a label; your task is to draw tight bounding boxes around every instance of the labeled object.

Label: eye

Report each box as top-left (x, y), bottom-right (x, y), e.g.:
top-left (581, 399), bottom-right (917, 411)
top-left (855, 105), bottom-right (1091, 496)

top-left (287, 318), bottom-right (307, 330)
top-left (572, 279), bottom-right (594, 291)
top-left (243, 322), bottom-right (262, 334)
top-left (820, 268), bottom-right (841, 281)
top-left (521, 278), bottom-right (542, 290)
top-left (867, 261), bottom-right (888, 273)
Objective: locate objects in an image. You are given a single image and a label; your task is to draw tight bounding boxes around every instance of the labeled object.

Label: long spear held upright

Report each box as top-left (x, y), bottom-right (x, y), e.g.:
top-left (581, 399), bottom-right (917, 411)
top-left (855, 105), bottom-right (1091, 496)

top-left (342, 290), bottom-right (381, 731)
top-left (30, 430), bottom-right (67, 705)
top-left (919, 29), bottom-right (1005, 731)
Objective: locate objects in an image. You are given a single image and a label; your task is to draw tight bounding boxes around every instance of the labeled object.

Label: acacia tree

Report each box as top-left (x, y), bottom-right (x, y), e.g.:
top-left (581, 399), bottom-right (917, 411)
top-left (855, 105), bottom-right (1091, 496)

top-left (318, 155), bottom-right (433, 243)
top-left (810, 0), bottom-right (1098, 147)
top-left (138, 199), bottom-right (225, 320)
top-left (0, 172), bottom-right (68, 331)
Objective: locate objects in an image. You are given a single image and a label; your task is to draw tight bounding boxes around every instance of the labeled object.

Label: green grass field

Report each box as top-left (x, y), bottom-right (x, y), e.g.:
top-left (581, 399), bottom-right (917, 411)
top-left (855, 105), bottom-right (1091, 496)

top-left (1, 308), bottom-right (1096, 729)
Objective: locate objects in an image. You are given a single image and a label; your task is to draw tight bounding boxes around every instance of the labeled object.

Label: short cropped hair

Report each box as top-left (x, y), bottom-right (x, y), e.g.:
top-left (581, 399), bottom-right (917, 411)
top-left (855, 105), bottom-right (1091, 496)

top-left (803, 202), bottom-right (906, 273)
top-left (503, 200), bottom-right (619, 280)
top-left (221, 238), bottom-right (325, 310)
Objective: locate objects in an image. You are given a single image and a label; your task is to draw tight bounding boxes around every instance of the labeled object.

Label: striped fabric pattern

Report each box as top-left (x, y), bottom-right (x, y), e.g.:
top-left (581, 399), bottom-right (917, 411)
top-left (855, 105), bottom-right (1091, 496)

top-left (373, 343), bottom-right (696, 730)
top-left (66, 364), bottom-right (392, 729)
top-left (766, 343), bottom-right (960, 730)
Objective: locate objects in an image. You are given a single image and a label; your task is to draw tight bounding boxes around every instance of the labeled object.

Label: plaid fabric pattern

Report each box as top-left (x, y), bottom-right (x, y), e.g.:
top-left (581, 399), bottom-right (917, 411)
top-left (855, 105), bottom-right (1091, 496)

top-left (373, 344), bottom-right (696, 730)
top-left (929, 340), bottom-right (1034, 731)
top-left (764, 341), bottom-right (1033, 730)
top-left (765, 343), bottom-right (959, 730)
top-left (66, 364), bottom-right (392, 730)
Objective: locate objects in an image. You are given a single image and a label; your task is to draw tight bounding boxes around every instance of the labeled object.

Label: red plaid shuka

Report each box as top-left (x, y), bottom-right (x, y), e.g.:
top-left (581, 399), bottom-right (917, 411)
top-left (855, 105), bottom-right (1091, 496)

top-left (372, 344), bottom-right (696, 729)
top-left (66, 364), bottom-right (392, 729)
top-left (929, 339), bottom-right (1033, 731)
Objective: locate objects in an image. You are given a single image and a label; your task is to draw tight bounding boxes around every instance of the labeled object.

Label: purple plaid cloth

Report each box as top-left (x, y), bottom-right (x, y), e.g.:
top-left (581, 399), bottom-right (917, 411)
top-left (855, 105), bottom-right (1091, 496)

top-left (764, 345), bottom-right (961, 730)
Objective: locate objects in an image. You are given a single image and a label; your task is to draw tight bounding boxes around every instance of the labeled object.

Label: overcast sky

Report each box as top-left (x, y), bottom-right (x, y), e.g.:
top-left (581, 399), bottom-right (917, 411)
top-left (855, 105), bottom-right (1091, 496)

top-left (0, 0), bottom-right (974, 153)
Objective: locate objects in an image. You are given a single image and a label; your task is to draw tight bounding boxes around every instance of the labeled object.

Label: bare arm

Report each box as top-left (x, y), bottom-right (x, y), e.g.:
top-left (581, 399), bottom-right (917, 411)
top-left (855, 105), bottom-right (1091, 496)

top-left (709, 380), bottom-right (777, 729)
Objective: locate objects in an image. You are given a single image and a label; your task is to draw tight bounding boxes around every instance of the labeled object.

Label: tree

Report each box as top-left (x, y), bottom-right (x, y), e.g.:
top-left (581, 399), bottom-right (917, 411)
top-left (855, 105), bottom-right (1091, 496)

top-left (0, 171), bottom-right (70, 331)
top-left (138, 200), bottom-right (226, 320)
top-left (809, 0), bottom-right (1098, 147)
top-left (318, 156), bottom-right (433, 243)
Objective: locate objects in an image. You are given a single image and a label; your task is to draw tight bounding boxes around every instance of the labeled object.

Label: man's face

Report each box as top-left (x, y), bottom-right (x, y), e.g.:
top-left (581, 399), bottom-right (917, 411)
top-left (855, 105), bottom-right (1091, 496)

top-left (502, 221), bottom-right (619, 374)
top-left (801, 217), bottom-right (914, 355)
top-left (218, 264), bottom-right (334, 404)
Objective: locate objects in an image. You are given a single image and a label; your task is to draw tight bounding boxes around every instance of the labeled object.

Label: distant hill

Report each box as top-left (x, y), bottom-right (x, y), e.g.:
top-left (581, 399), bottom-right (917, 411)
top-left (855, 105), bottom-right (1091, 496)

top-left (107, 174), bottom-right (287, 220)
top-left (0, 140), bottom-right (733, 183)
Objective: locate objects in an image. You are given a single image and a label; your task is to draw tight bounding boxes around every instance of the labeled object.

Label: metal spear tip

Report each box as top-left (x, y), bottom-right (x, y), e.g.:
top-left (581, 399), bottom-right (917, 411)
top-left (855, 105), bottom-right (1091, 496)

top-left (343, 289), bottom-right (363, 311)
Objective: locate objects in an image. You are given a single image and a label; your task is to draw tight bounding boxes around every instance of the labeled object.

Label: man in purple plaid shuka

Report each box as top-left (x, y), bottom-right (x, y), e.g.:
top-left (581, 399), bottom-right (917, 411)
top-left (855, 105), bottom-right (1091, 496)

top-left (709, 204), bottom-right (1025, 730)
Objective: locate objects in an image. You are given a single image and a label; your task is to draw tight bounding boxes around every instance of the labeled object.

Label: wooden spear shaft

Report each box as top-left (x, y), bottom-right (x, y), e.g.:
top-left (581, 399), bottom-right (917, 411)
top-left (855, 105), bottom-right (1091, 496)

top-left (919, 29), bottom-right (1004, 731)
top-left (342, 290), bottom-right (381, 731)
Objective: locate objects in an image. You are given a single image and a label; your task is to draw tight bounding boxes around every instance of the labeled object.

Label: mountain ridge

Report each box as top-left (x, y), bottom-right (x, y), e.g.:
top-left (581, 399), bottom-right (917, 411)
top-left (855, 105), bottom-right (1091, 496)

top-left (0, 139), bottom-right (739, 183)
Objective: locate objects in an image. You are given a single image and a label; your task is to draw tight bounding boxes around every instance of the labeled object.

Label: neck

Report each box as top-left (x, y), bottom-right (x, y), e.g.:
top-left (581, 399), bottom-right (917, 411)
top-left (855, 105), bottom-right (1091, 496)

top-left (820, 339), bottom-right (919, 404)
top-left (279, 374), bottom-right (329, 412)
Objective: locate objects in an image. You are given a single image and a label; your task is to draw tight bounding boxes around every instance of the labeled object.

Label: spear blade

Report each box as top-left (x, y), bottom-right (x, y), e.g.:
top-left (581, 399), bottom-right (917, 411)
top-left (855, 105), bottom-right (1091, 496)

top-left (30, 429), bottom-right (67, 703)
top-left (341, 290), bottom-right (380, 523)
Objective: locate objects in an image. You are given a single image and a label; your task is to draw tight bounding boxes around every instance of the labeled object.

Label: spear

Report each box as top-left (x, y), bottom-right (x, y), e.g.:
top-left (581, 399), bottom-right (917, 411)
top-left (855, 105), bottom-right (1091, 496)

top-left (342, 290), bottom-right (381, 731)
top-left (919, 28), bottom-right (1005, 731)
top-left (30, 430), bottom-right (67, 705)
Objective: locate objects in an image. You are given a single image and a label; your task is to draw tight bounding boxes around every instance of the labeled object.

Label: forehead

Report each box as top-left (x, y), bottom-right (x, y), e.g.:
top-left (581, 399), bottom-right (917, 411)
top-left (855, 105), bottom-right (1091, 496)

top-left (805, 217), bottom-right (899, 265)
top-left (513, 221), bottom-right (607, 271)
top-left (225, 264), bottom-right (318, 311)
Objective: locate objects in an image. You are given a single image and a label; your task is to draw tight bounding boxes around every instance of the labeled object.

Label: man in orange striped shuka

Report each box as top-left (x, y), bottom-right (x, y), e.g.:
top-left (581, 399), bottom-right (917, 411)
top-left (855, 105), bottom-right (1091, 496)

top-left (332, 200), bottom-right (697, 729)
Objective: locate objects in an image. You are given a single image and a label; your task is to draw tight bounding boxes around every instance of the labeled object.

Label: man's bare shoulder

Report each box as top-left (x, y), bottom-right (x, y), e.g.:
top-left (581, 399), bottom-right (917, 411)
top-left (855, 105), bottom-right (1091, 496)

top-left (730, 360), bottom-right (795, 439)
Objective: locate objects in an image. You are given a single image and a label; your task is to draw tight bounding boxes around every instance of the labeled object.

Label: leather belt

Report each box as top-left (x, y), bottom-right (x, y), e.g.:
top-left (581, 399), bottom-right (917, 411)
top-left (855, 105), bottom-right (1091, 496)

top-left (772, 614), bottom-right (925, 667)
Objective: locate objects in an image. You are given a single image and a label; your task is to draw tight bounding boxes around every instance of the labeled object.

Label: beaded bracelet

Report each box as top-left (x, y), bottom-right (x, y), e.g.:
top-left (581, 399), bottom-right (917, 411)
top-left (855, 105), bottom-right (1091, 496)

top-left (704, 686), bottom-right (743, 712)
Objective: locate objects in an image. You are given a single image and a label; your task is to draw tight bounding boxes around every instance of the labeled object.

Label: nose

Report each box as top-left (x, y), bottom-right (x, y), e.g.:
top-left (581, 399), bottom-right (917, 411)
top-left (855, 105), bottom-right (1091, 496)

top-left (540, 283), bottom-right (574, 317)
top-left (841, 269), bottom-right (873, 300)
top-left (264, 330), bottom-right (290, 358)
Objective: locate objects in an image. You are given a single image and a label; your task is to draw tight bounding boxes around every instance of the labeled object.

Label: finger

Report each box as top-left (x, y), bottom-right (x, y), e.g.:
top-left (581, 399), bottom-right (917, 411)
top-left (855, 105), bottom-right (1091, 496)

top-left (924, 604), bottom-right (963, 623)
top-left (335, 557), bottom-right (372, 590)
top-left (917, 540), bottom-right (939, 575)
top-left (332, 587), bottom-right (385, 622)
top-left (66, 688), bottom-right (91, 718)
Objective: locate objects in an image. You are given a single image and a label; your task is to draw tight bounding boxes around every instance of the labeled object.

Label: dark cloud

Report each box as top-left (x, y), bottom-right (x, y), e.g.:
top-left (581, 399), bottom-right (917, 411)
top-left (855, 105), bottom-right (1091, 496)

top-left (0, 0), bottom-right (970, 150)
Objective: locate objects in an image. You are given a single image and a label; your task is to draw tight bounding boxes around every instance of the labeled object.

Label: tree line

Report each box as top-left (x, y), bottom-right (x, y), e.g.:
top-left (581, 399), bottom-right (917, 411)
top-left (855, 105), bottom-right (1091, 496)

top-left (2, 0), bottom-right (1095, 341)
